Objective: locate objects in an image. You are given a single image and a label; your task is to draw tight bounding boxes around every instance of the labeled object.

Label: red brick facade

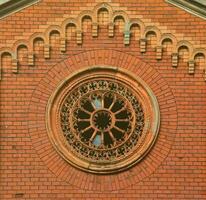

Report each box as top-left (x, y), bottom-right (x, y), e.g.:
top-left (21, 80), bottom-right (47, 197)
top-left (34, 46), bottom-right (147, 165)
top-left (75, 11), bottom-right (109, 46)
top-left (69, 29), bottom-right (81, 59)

top-left (0, 0), bottom-right (206, 199)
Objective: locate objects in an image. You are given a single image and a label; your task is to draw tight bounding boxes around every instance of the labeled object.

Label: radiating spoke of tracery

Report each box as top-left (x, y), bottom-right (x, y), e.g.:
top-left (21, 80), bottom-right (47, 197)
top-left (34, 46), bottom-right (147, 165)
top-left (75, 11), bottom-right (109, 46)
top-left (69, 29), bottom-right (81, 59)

top-left (71, 91), bottom-right (135, 149)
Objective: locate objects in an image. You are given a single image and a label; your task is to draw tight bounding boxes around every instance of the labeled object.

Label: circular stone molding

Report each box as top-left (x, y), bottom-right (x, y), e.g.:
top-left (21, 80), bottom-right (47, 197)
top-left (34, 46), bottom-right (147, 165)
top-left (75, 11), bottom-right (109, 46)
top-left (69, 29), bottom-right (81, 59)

top-left (46, 66), bottom-right (160, 174)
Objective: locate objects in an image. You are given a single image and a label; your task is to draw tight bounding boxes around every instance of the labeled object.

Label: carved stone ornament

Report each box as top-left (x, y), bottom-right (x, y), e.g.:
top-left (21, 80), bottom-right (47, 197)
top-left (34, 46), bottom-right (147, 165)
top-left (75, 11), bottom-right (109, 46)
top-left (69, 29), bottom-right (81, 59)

top-left (46, 66), bottom-right (160, 174)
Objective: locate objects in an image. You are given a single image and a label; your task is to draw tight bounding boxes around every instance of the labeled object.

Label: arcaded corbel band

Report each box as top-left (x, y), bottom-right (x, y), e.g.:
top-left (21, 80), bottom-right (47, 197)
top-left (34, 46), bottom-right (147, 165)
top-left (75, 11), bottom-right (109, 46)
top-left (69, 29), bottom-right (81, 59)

top-left (112, 10), bottom-right (129, 25)
top-left (188, 50), bottom-right (196, 75)
top-left (0, 2), bottom-right (205, 81)
top-left (158, 33), bottom-right (178, 61)
top-left (91, 7), bottom-right (99, 38)
top-left (124, 23), bottom-right (131, 45)
top-left (188, 60), bottom-right (195, 74)
top-left (12, 54), bottom-right (18, 74)
top-left (0, 48), bottom-right (13, 80)
top-left (108, 22), bottom-right (114, 37)
top-left (12, 46), bottom-right (19, 73)
top-left (112, 10), bottom-right (130, 38)
top-left (156, 46), bottom-right (163, 60)
top-left (29, 33), bottom-right (46, 62)
top-left (175, 40), bottom-right (193, 70)
top-left (140, 38), bottom-right (147, 53)
top-left (28, 52), bottom-right (34, 66)
top-left (191, 48), bottom-right (206, 78)
top-left (12, 40), bottom-right (30, 73)
top-left (144, 26), bottom-right (161, 41)
top-left (61, 18), bottom-right (78, 48)
top-left (45, 25), bottom-right (63, 58)
top-left (78, 10), bottom-right (94, 37)
top-left (78, 10), bottom-right (94, 27)
top-left (76, 30), bottom-right (83, 45)
top-left (76, 11), bottom-right (84, 45)
top-left (60, 23), bottom-right (67, 53)
top-left (92, 23), bottom-right (98, 37)
top-left (124, 30), bottom-right (130, 45)
top-left (44, 41), bottom-right (51, 60)
top-left (129, 19), bottom-right (145, 35)
top-left (60, 37), bottom-right (67, 53)
top-left (94, 2), bottom-right (113, 22)
top-left (94, 3), bottom-right (113, 37)
top-left (127, 19), bottom-right (146, 50)
top-left (61, 18), bottom-right (78, 32)
top-left (140, 26), bottom-right (161, 54)
top-left (44, 44), bottom-right (50, 59)
top-left (172, 53), bottom-right (178, 68)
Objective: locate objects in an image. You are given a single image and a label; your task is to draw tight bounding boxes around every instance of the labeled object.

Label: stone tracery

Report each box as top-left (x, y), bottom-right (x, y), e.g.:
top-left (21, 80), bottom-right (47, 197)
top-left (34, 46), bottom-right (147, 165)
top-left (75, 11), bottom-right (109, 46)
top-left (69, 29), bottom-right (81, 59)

top-left (60, 79), bottom-right (144, 162)
top-left (47, 66), bottom-right (160, 174)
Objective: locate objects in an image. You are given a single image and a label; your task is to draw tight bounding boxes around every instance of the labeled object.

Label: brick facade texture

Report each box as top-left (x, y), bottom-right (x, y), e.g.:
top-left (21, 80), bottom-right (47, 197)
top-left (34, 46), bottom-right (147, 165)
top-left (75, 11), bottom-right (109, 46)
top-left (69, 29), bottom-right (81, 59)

top-left (0, 0), bottom-right (206, 199)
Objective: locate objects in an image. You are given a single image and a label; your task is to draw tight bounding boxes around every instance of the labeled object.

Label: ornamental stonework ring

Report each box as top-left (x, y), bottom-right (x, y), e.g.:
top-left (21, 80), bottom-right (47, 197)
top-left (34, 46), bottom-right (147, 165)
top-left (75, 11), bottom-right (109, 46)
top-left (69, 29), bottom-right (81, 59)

top-left (46, 66), bottom-right (160, 174)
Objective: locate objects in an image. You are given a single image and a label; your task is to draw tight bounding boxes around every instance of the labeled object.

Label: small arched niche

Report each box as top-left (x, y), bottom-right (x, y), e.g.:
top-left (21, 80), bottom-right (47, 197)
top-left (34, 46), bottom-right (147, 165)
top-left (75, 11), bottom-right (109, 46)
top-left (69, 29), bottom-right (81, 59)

top-left (114, 16), bottom-right (125, 33)
top-left (66, 23), bottom-right (76, 40)
top-left (1, 52), bottom-right (12, 74)
top-left (17, 45), bottom-right (28, 65)
top-left (146, 31), bottom-right (157, 48)
top-left (178, 46), bottom-right (189, 62)
top-left (33, 37), bottom-right (44, 57)
top-left (194, 53), bottom-right (206, 70)
top-left (130, 24), bottom-right (141, 41)
top-left (82, 16), bottom-right (92, 33)
top-left (162, 38), bottom-right (173, 55)
top-left (49, 30), bottom-right (60, 51)
top-left (97, 8), bottom-right (109, 25)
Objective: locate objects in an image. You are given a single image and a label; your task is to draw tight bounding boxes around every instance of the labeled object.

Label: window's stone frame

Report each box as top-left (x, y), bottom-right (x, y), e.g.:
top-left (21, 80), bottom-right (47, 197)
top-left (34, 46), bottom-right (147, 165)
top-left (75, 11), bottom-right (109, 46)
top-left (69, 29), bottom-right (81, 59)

top-left (46, 66), bottom-right (160, 174)
top-left (166, 0), bottom-right (206, 20)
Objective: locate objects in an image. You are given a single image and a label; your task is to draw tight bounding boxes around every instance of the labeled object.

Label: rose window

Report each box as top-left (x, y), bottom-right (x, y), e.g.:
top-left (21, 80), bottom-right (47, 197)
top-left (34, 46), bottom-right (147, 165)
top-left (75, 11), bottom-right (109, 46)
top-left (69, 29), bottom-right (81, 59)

top-left (47, 67), bottom-right (160, 174)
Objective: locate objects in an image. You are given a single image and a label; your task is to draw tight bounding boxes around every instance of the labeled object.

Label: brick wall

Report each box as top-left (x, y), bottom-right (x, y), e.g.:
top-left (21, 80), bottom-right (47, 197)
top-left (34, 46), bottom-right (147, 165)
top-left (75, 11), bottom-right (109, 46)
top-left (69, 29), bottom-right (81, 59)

top-left (0, 0), bottom-right (206, 199)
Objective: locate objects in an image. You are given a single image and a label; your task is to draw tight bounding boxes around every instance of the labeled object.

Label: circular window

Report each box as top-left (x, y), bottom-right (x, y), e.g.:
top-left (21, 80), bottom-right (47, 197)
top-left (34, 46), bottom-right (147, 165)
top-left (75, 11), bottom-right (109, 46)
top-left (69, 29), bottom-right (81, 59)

top-left (46, 66), bottom-right (160, 174)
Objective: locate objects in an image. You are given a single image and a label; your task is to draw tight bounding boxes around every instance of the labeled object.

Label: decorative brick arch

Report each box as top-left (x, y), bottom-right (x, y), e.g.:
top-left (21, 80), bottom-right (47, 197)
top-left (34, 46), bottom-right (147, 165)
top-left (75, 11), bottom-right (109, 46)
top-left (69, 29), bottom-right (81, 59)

top-left (28, 49), bottom-right (177, 191)
top-left (0, 2), bottom-right (206, 81)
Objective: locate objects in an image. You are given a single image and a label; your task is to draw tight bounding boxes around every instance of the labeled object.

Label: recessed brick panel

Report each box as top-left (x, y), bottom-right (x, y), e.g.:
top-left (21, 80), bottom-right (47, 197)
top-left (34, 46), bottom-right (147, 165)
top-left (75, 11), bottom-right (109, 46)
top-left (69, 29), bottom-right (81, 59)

top-left (28, 50), bottom-right (177, 191)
